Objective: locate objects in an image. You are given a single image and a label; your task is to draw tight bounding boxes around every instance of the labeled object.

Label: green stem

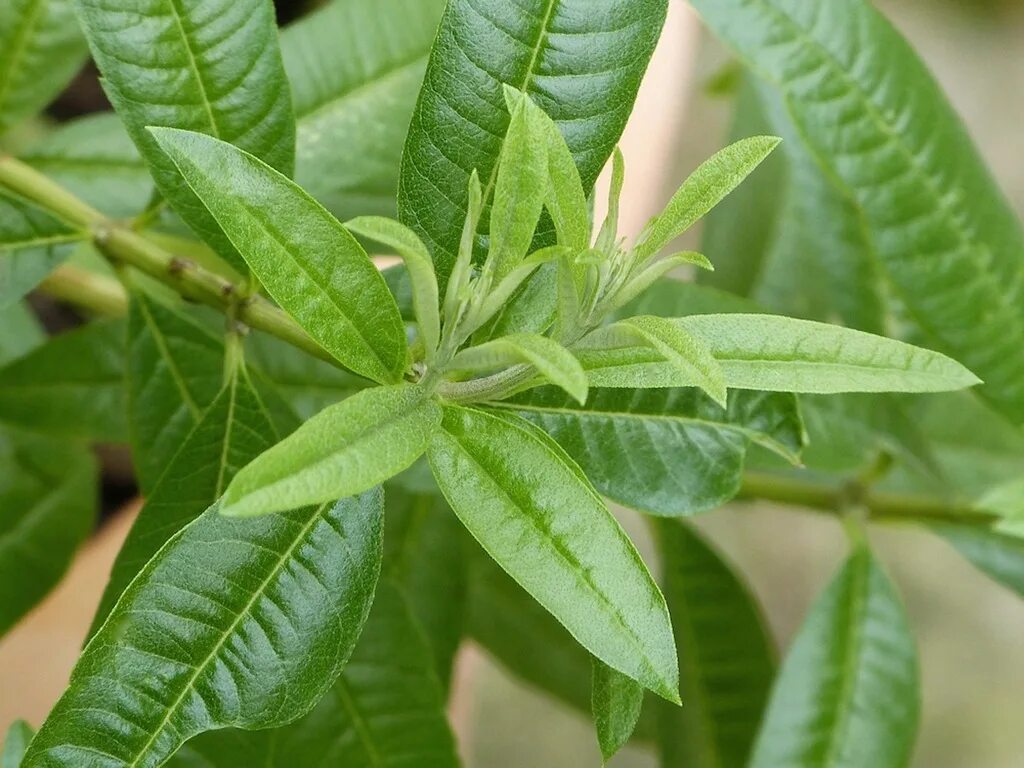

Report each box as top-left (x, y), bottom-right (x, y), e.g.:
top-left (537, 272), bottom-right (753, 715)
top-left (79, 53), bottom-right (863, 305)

top-left (38, 264), bottom-right (129, 316)
top-left (435, 364), bottom-right (536, 403)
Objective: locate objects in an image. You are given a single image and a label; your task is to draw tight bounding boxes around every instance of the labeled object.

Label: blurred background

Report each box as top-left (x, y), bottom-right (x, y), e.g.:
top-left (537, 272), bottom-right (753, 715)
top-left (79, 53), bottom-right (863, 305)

top-left (2, 0), bottom-right (1023, 765)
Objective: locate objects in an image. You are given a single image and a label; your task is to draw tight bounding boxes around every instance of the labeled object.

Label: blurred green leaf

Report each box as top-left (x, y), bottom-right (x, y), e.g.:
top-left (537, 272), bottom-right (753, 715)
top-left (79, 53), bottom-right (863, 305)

top-left (592, 659), bottom-right (644, 763)
top-left (931, 523), bottom-right (1024, 599)
top-left (2, 720), bottom-right (33, 768)
top-left (0, 302), bottom-right (43, 365)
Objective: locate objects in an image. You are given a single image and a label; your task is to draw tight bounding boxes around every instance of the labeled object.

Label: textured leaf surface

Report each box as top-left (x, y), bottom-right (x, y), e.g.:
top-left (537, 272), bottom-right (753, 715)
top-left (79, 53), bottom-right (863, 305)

top-left (74, 0), bottom-right (294, 271)
top-left (592, 659), bottom-right (644, 762)
top-left (152, 128), bottom-right (408, 384)
top-left (0, 428), bottom-right (96, 637)
top-left (24, 490), bottom-right (384, 768)
top-left (428, 404), bottom-right (678, 700)
top-left (654, 520), bottom-right (775, 768)
top-left (398, 0), bottom-right (668, 286)
top-left (692, 0), bottom-right (1024, 423)
top-left (498, 387), bottom-right (802, 516)
top-left (750, 547), bottom-right (919, 768)
top-left (2, 721), bottom-right (33, 768)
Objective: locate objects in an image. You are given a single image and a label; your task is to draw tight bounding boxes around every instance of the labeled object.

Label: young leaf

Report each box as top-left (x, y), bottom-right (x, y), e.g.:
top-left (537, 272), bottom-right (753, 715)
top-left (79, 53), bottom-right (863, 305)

top-left (612, 252), bottom-right (714, 314)
top-left (2, 720), bottom-right (33, 768)
top-left (345, 216), bottom-right (440, 362)
top-left (750, 547), bottom-right (919, 768)
top-left (75, 0), bottom-right (295, 273)
top-left (633, 136), bottom-right (782, 262)
top-left (222, 385), bottom-right (441, 518)
top-left (428, 404), bottom-right (679, 702)
top-left (443, 171), bottom-right (485, 326)
top-left (592, 659), bottom-right (644, 763)
top-left (654, 520), bottom-right (776, 768)
top-left (496, 387), bottom-right (803, 516)
top-left (540, 108), bottom-right (590, 253)
top-left (452, 333), bottom-right (588, 405)
top-left (150, 127), bottom-right (408, 384)
top-left (23, 490), bottom-right (384, 768)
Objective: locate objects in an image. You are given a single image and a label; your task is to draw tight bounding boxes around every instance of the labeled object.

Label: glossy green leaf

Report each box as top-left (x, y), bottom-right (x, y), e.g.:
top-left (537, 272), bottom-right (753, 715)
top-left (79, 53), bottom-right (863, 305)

top-left (592, 659), bottom-right (644, 763)
top-left (283, 0), bottom-right (446, 221)
top-left (75, 0), bottom-right (294, 272)
top-left (931, 523), bottom-right (1024, 599)
top-left (0, 0), bottom-right (87, 134)
top-left (453, 333), bottom-right (588, 405)
top-left (126, 290), bottom-right (224, 493)
top-left (151, 127), bottom-right (408, 384)
top-left (692, 0), bottom-right (1024, 424)
top-left (654, 519), bottom-right (776, 768)
top-left (0, 319), bottom-right (126, 440)
top-left (750, 547), bottom-right (919, 768)
top-left (0, 428), bottom-right (96, 637)
top-left (428, 404), bottom-right (679, 701)
top-left (398, 0), bottom-right (668, 287)
top-left (2, 721), bottom-right (33, 768)
top-left (496, 387), bottom-right (802, 516)
top-left (222, 385), bottom-right (441, 517)
top-left (633, 136), bottom-right (781, 262)
top-left (23, 490), bottom-right (384, 768)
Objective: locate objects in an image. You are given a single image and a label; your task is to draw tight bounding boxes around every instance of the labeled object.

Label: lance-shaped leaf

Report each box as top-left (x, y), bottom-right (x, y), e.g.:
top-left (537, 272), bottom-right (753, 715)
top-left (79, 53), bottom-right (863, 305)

top-left (152, 127), bottom-right (408, 384)
top-left (398, 0), bottom-right (668, 287)
top-left (654, 520), bottom-right (776, 768)
top-left (452, 333), bottom-right (588, 405)
top-left (91, 366), bottom-right (286, 635)
top-left (0, 0), bottom-right (87, 133)
top-left (692, 0), bottom-right (1024, 424)
top-left (127, 290), bottom-right (224, 493)
top-left (428, 404), bottom-right (679, 701)
top-left (222, 385), bottom-right (441, 518)
top-left (592, 659), bottom-right (644, 763)
top-left (750, 546), bottom-right (919, 768)
top-left (0, 428), bottom-right (96, 637)
top-left (0, 319), bottom-right (127, 440)
top-left (930, 523), bottom-right (1024, 600)
top-left (74, 0), bottom-right (294, 272)
top-left (23, 490), bottom-right (384, 768)
top-left (496, 387), bottom-right (802, 516)
top-left (633, 136), bottom-right (782, 263)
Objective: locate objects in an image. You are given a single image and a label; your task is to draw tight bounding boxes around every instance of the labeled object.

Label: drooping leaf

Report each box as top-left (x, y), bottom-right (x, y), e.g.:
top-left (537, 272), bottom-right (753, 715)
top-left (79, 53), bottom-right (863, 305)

top-left (74, 0), bottom-right (295, 272)
top-left (0, 0), bottom-right (88, 134)
top-left (151, 127), bottom-right (408, 384)
top-left (222, 385), bottom-right (441, 517)
top-left (0, 427), bottom-right (96, 637)
top-left (592, 659), bottom-right (644, 763)
top-left (750, 546), bottom-right (919, 768)
top-left (495, 387), bottom-right (802, 516)
top-left (23, 490), bottom-right (384, 768)
top-left (930, 523), bottom-right (1024, 599)
top-left (0, 319), bottom-right (127, 440)
top-left (398, 0), bottom-right (668, 287)
top-left (2, 720), bottom-right (33, 768)
top-left (692, 0), bottom-right (1024, 424)
top-left (428, 404), bottom-right (679, 701)
top-left (654, 519), bottom-right (776, 768)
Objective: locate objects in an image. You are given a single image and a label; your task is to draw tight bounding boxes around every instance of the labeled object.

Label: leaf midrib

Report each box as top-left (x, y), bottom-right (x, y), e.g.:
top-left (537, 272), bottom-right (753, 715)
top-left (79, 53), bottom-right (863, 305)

top-left (136, 296), bottom-right (204, 421)
top-left (164, 0), bottom-right (222, 139)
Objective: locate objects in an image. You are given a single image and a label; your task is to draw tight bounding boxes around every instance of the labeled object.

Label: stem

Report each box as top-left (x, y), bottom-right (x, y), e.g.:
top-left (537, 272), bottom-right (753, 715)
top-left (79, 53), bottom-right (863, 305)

top-left (0, 153), bottom-right (105, 227)
top-left (38, 265), bottom-right (128, 317)
top-left (435, 364), bottom-right (537, 403)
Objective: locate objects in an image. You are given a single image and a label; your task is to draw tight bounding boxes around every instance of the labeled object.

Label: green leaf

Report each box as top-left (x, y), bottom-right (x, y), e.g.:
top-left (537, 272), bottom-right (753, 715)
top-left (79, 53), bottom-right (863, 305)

top-left (692, 0), bottom-right (1024, 424)
top-left (74, 0), bottom-right (294, 273)
top-left (0, 301), bottom-right (43, 365)
top-left (750, 546), bottom-right (919, 768)
top-left (452, 333), bottom-right (588, 405)
top-left (931, 523), bottom-right (1024, 599)
top-left (654, 519), bottom-right (776, 768)
top-left (576, 315), bottom-right (727, 406)
top-left (428, 404), bottom-right (679, 701)
top-left (345, 216), bottom-right (440, 362)
top-left (0, 0), bottom-right (87, 134)
top-left (540, 107), bottom-right (590, 253)
top-left (0, 319), bottom-right (127, 440)
top-left (0, 428), bottom-right (96, 637)
top-left (151, 127), bottom-right (409, 384)
top-left (496, 387), bottom-right (803, 516)
top-left (91, 366), bottom-right (285, 636)
top-left (222, 385), bottom-right (441, 518)
top-left (398, 0), bottom-right (668, 287)
top-left (592, 659), bottom-right (644, 763)
top-left (23, 490), bottom-right (384, 768)
top-left (283, 0), bottom-right (446, 221)
top-left (126, 290), bottom-right (225, 493)
top-left (2, 720), bottom-right (33, 768)
top-left (633, 136), bottom-right (781, 262)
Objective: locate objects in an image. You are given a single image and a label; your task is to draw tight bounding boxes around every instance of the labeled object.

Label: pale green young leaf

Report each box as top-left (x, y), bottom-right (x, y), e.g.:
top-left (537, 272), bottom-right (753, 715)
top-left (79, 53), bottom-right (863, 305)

top-left (592, 658), bottom-right (644, 763)
top-left (612, 252), bottom-right (714, 311)
top-left (540, 108), bottom-right (590, 252)
top-left (345, 216), bottom-right (440, 362)
top-left (750, 547), bottom-right (919, 768)
top-left (471, 245), bottom-right (571, 335)
top-left (470, 262), bottom-right (559, 342)
top-left (428, 404), bottom-right (679, 701)
top-left (2, 720), bottom-right (33, 768)
top-left (452, 333), bottom-right (588, 404)
top-left (222, 385), bottom-right (441, 517)
top-left (22, 490), bottom-right (383, 768)
top-left (596, 148), bottom-right (626, 253)
top-left (150, 127), bottom-right (408, 384)
top-left (444, 170), bottom-right (484, 326)
top-left (633, 136), bottom-right (781, 262)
